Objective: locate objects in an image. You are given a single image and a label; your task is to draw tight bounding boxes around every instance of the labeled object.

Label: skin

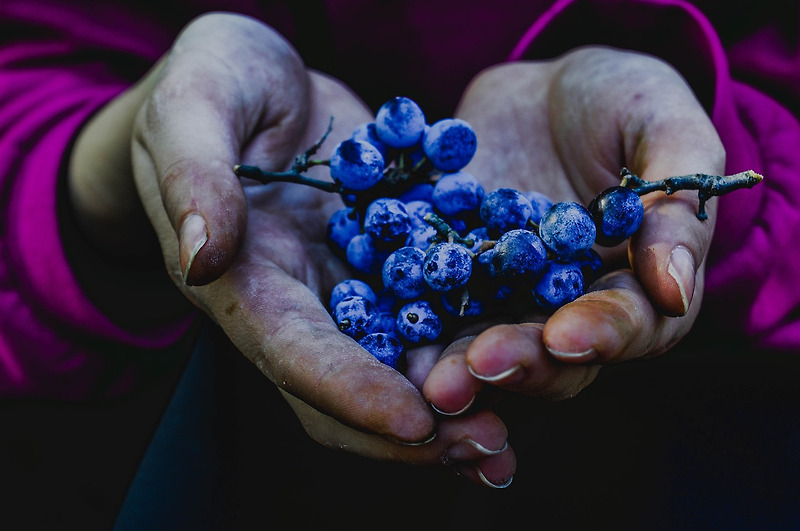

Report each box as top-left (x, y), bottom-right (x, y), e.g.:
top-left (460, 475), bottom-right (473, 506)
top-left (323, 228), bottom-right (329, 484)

top-left (67, 14), bottom-right (722, 488)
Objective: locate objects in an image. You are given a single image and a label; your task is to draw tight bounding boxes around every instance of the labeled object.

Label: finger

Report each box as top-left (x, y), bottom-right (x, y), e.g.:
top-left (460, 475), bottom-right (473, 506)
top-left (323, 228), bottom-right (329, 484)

top-left (619, 59), bottom-right (725, 316)
top-left (422, 337), bottom-right (485, 416)
top-left (283, 393), bottom-right (515, 487)
top-left (133, 14), bottom-right (310, 286)
top-left (542, 268), bottom-right (702, 365)
top-left (465, 323), bottom-right (601, 400)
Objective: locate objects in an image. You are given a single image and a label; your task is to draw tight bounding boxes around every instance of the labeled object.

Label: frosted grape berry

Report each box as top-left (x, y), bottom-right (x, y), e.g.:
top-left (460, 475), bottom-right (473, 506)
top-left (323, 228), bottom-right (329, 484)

top-left (492, 229), bottom-right (548, 279)
top-left (363, 198), bottom-right (412, 244)
top-left (396, 300), bottom-right (442, 343)
top-left (358, 332), bottom-right (405, 369)
top-left (329, 138), bottom-right (385, 191)
top-left (532, 261), bottom-right (585, 312)
top-left (334, 296), bottom-right (378, 340)
top-left (422, 118), bottom-right (478, 173)
top-left (480, 188), bottom-right (534, 235)
top-left (538, 201), bottom-right (596, 259)
top-left (374, 96), bottom-right (427, 149)
top-left (431, 171), bottom-right (486, 218)
top-left (329, 279), bottom-right (377, 312)
top-left (382, 246), bottom-right (427, 299)
top-left (588, 186), bottom-right (645, 246)
top-left (423, 242), bottom-right (473, 292)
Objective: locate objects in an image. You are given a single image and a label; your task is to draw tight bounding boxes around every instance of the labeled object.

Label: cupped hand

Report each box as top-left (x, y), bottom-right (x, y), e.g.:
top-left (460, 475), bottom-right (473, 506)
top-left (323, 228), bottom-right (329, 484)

top-left (119, 13), bottom-right (515, 485)
top-left (420, 46), bottom-right (725, 413)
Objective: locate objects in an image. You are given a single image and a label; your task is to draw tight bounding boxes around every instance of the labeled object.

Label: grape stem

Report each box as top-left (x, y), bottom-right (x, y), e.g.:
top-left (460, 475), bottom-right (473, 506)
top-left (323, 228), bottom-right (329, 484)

top-left (619, 167), bottom-right (764, 220)
top-left (233, 116), bottom-right (343, 193)
top-left (423, 212), bottom-right (475, 248)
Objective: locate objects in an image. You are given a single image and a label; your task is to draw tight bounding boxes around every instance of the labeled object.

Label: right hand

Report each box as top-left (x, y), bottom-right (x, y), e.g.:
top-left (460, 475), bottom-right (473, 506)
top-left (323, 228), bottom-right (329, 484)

top-left (70, 13), bottom-right (515, 487)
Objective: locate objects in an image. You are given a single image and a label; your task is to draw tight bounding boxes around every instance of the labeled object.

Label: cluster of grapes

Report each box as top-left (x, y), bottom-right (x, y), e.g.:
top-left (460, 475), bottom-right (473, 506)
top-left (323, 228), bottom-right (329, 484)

top-left (235, 96), bottom-right (763, 371)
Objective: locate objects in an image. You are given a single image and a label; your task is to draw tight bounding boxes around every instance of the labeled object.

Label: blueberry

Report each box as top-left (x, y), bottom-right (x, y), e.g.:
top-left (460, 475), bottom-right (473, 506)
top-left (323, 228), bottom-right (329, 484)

top-left (358, 332), bottom-right (405, 368)
top-left (396, 300), bottom-right (442, 343)
top-left (329, 139), bottom-right (385, 191)
top-left (538, 202), bottom-right (596, 259)
top-left (423, 242), bottom-right (473, 292)
top-left (422, 118), bottom-right (477, 173)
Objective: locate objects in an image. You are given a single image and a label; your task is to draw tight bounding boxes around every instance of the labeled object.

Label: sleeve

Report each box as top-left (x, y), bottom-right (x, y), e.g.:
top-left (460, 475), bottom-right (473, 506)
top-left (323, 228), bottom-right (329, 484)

top-left (0, 2), bottom-right (197, 400)
top-left (508, 0), bottom-right (800, 353)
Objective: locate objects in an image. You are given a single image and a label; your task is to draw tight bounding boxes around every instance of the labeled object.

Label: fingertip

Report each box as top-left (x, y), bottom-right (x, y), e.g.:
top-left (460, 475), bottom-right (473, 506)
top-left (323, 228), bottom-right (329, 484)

top-left (631, 241), bottom-right (696, 317)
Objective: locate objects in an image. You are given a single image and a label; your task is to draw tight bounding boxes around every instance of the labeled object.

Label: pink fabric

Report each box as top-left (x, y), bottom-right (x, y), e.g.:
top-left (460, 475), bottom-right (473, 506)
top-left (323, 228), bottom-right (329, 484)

top-left (1, 0), bottom-right (798, 400)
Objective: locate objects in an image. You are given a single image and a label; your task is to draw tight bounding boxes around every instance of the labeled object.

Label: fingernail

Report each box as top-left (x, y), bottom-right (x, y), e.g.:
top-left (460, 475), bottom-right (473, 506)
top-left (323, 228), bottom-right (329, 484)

top-left (545, 346), bottom-right (595, 362)
top-left (430, 394), bottom-right (475, 416)
top-left (454, 464), bottom-right (514, 489)
top-left (180, 214), bottom-right (207, 284)
top-left (467, 364), bottom-right (522, 383)
top-left (668, 245), bottom-right (695, 315)
top-left (386, 431), bottom-right (437, 447)
top-left (443, 439), bottom-right (508, 462)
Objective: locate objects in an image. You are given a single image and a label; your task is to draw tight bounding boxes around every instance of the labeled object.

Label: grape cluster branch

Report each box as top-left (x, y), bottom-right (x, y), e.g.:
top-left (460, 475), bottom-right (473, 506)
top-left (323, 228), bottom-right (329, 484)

top-left (619, 167), bottom-right (764, 220)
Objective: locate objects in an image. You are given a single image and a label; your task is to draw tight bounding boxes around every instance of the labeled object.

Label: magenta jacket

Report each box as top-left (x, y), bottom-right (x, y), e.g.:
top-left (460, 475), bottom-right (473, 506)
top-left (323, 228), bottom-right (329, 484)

top-left (1, 0), bottom-right (798, 400)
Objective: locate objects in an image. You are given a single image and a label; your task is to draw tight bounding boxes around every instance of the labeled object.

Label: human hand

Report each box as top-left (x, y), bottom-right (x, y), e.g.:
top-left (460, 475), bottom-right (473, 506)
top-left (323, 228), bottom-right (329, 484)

top-left (418, 46), bottom-right (725, 413)
top-left (83, 13), bottom-right (512, 485)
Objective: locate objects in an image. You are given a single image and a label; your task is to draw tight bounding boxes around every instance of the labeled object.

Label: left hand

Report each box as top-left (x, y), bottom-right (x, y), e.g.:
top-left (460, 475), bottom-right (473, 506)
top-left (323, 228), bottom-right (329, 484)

top-left (415, 46), bottom-right (726, 413)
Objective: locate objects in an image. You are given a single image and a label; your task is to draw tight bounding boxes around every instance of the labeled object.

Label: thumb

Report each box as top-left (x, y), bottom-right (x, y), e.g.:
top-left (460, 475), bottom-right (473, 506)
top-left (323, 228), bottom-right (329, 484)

top-left (624, 102), bottom-right (725, 316)
top-left (132, 14), bottom-right (310, 286)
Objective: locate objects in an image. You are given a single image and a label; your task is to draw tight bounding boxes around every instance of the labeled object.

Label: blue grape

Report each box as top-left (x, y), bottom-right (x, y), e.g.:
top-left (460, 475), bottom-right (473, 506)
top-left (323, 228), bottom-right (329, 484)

top-left (382, 246), bottom-right (427, 299)
top-left (351, 122), bottom-right (389, 160)
top-left (465, 226), bottom-right (489, 253)
top-left (329, 278), bottom-right (377, 312)
top-left (334, 295), bottom-right (378, 340)
top-left (423, 242), bottom-right (473, 292)
top-left (327, 207), bottom-right (361, 251)
top-left (358, 332), bottom-right (404, 369)
top-left (492, 229), bottom-right (548, 278)
top-left (431, 171), bottom-right (486, 218)
top-left (375, 96), bottom-right (426, 149)
top-left (480, 188), bottom-right (534, 234)
top-left (532, 261), bottom-right (584, 312)
top-left (396, 300), bottom-right (442, 343)
top-left (404, 200), bottom-right (434, 228)
top-left (405, 224), bottom-right (438, 250)
top-left (588, 186), bottom-right (645, 246)
top-left (346, 233), bottom-right (391, 275)
top-left (538, 202), bottom-right (596, 259)
top-left (525, 190), bottom-right (555, 224)
top-left (397, 182), bottom-right (434, 203)
top-left (422, 118), bottom-right (477, 173)
top-left (571, 248), bottom-right (604, 286)
top-left (373, 311), bottom-right (399, 336)
top-left (329, 139), bottom-right (385, 191)
top-left (363, 198), bottom-right (412, 244)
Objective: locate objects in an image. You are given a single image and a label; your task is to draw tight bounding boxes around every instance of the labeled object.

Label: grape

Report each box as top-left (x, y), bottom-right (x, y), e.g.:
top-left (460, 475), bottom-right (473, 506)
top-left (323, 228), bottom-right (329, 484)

top-left (396, 300), bottom-right (442, 343)
top-left (441, 290), bottom-right (485, 317)
top-left (538, 202), bottom-right (596, 259)
top-left (375, 96), bottom-right (426, 149)
top-left (351, 122), bottom-right (389, 160)
top-left (358, 332), bottom-right (404, 368)
top-left (405, 224), bottom-right (438, 250)
top-left (329, 139), bottom-right (385, 191)
top-left (588, 186), bottom-right (644, 246)
top-left (465, 226), bottom-right (489, 253)
top-left (404, 200), bottom-right (434, 228)
top-left (422, 118), bottom-right (477, 173)
top-left (329, 279), bottom-right (377, 312)
top-left (480, 188), bottom-right (534, 235)
top-left (532, 261), bottom-right (585, 311)
top-left (373, 311), bottom-right (399, 336)
top-left (525, 190), bottom-right (554, 224)
top-left (423, 242), bottom-right (473, 292)
top-left (346, 233), bottom-right (391, 275)
top-left (382, 246), bottom-right (428, 299)
top-left (363, 198), bottom-right (412, 244)
top-left (431, 171), bottom-right (486, 218)
top-left (327, 207), bottom-right (361, 251)
top-left (397, 182), bottom-right (434, 203)
top-left (334, 295), bottom-right (378, 340)
top-left (492, 229), bottom-right (548, 279)
top-left (571, 248), bottom-right (604, 286)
